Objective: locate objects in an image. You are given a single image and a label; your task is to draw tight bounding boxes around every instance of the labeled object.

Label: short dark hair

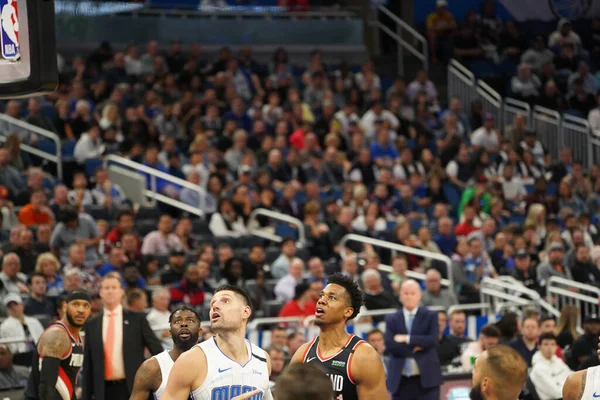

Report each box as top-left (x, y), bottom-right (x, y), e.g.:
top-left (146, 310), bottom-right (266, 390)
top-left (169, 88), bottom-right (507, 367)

top-left (538, 332), bottom-right (557, 345)
top-left (327, 273), bottom-right (363, 321)
top-left (117, 209), bottom-right (134, 221)
top-left (287, 331), bottom-right (304, 341)
top-left (275, 363), bottom-right (334, 400)
top-left (481, 324), bottom-right (501, 338)
top-left (280, 237), bottom-right (295, 247)
top-left (169, 305), bottom-right (201, 324)
top-left (366, 328), bottom-right (383, 341)
top-left (126, 288), bottom-right (146, 306)
top-left (59, 207), bottom-right (79, 224)
top-left (540, 315), bottom-right (555, 324)
top-left (214, 285), bottom-right (252, 308)
top-left (27, 272), bottom-right (46, 285)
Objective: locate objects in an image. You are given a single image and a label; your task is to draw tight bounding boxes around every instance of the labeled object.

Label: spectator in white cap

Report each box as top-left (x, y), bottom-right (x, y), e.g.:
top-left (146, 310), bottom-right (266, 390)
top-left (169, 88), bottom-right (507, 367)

top-left (425, 0), bottom-right (456, 64)
top-left (0, 293), bottom-right (44, 366)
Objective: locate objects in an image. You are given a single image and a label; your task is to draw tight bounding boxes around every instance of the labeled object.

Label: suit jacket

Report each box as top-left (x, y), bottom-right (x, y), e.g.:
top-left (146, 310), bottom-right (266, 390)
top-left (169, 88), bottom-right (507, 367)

top-left (384, 307), bottom-right (443, 394)
top-left (82, 309), bottom-right (163, 400)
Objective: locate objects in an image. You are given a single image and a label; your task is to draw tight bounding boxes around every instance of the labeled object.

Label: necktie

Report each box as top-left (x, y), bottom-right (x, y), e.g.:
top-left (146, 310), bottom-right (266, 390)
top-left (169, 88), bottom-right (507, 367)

top-left (404, 313), bottom-right (414, 376)
top-left (104, 312), bottom-right (115, 380)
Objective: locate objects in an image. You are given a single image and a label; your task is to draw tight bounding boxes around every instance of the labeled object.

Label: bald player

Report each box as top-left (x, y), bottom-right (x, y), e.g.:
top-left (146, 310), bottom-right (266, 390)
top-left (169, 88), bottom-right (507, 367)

top-left (470, 345), bottom-right (528, 400)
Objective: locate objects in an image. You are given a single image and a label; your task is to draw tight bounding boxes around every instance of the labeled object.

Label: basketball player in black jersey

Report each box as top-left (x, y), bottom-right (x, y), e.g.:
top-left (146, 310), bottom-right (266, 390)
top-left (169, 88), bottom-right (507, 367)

top-left (25, 290), bottom-right (92, 400)
top-left (290, 273), bottom-right (387, 400)
top-left (129, 306), bottom-right (202, 400)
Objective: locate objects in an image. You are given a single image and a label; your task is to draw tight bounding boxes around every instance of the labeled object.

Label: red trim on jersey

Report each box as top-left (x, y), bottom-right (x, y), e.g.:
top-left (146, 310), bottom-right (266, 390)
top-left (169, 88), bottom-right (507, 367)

top-left (302, 337), bottom-right (317, 362)
top-left (54, 321), bottom-right (81, 345)
top-left (316, 334), bottom-right (354, 362)
top-left (58, 366), bottom-right (73, 398)
top-left (347, 340), bottom-right (366, 385)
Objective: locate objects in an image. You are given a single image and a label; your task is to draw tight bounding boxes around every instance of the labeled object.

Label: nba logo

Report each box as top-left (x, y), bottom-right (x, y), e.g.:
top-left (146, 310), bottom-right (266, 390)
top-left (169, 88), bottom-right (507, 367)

top-left (0, 0), bottom-right (19, 61)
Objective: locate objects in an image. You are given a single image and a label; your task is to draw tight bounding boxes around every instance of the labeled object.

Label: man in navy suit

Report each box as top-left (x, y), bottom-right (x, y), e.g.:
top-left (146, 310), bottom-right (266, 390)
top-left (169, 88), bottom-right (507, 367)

top-left (384, 279), bottom-right (443, 400)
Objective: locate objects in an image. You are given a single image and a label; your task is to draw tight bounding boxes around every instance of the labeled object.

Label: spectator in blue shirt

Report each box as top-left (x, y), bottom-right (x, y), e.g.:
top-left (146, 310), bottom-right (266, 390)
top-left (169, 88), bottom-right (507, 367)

top-left (370, 128), bottom-right (398, 168)
top-left (97, 246), bottom-right (128, 277)
top-left (509, 315), bottom-right (540, 367)
top-left (142, 144), bottom-right (180, 197)
top-left (433, 217), bottom-right (457, 256)
top-left (223, 97), bottom-right (253, 132)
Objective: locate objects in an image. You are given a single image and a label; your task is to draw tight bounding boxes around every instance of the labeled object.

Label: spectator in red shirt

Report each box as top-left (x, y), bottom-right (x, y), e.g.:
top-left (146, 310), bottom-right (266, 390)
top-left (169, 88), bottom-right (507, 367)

top-left (278, 279), bottom-right (322, 318)
top-left (289, 122), bottom-right (311, 150)
top-left (17, 189), bottom-right (54, 227)
top-left (104, 209), bottom-right (138, 252)
top-left (455, 205), bottom-right (479, 237)
top-left (169, 261), bottom-right (214, 308)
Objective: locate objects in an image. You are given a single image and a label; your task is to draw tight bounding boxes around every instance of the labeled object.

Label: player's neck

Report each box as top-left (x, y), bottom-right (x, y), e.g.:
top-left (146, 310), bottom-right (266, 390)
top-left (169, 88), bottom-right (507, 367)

top-left (318, 324), bottom-right (350, 350)
top-left (214, 331), bottom-right (249, 364)
top-left (60, 319), bottom-right (82, 337)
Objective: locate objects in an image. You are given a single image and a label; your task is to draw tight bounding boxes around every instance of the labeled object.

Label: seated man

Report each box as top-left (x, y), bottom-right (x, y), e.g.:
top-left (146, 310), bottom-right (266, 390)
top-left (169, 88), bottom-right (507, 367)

top-left (421, 269), bottom-right (458, 310)
top-left (461, 324), bottom-right (500, 372)
top-left (278, 280), bottom-right (321, 319)
top-left (0, 345), bottom-right (28, 390)
top-left (509, 315), bottom-right (539, 367)
top-left (530, 333), bottom-right (571, 400)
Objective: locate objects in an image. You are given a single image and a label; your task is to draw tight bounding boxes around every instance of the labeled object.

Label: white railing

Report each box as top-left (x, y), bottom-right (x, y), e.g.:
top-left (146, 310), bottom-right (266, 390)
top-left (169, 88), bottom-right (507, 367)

top-left (374, 6), bottom-right (428, 76)
top-left (448, 302), bottom-right (491, 315)
top-left (547, 276), bottom-right (600, 328)
top-left (0, 113), bottom-right (63, 180)
top-left (247, 208), bottom-right (307, 248)
top-left (562, 114), bottom-right (592, 170)
top-left (480, 277), bottom-right (559, 317)
top-left (503, 97), bottom-right (531, 131)
top-left (338, 233), bottom-right (454, 289)
top-left (448, 59), bottom-right (476, 112)
top-left (104, 154), bottom-right (206, 217)
top-left (532, 105), bottom-right (562, 161)
top-left (476, 79), bottom-right (502, 126)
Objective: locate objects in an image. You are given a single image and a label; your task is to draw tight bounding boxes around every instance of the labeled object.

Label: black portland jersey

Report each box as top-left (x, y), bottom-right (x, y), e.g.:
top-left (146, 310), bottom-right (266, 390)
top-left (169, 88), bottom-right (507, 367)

top-left (302, 334), bottom-right (366, 400)
top-left (25, 321), bottom-right (84, 400)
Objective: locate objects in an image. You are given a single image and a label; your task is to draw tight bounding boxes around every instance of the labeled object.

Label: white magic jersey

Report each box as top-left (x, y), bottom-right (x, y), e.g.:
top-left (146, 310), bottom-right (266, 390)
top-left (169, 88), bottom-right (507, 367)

top-left (153, 350), bottom-right (175, 400)
top-left (582, 365), bottom-right (600, 400)
top-left (191, 337), bottom-right (272, 400)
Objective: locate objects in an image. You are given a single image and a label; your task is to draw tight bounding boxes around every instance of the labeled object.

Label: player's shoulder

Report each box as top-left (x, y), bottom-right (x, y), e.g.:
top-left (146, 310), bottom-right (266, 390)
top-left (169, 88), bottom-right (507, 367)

top-left (40, 324), bottom-right (69, 343)
top-left (138, 354), bottom-right (161, 377)
top-left (173, 345), bottom-right (207, 368)
top-left (563, 369), bottom-right (587, 400)
top-left (352, 340), bottom-right (378, 361)
top-left (249, 341), bottom-right (269, 360)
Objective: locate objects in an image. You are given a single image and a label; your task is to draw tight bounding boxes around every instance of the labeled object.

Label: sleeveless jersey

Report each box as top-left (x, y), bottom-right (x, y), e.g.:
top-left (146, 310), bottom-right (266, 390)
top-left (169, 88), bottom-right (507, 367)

top-left (191, 337), bottom-right (271, 400)
top-left (153, 350), bottom-right (174, 400)
top-left (581, 365), bottom-right (600, 399)
top-left (302, 334), bottom-right (366, 400)
top-left (24, 321), bottom-right (84, 400)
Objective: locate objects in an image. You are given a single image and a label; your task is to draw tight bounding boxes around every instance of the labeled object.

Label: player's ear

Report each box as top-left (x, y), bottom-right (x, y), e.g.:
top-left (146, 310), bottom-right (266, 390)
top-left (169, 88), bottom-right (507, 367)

top-left (243, 305), bottom-right (252, 321)
top-left (344, 307), bottom-right (353, 320)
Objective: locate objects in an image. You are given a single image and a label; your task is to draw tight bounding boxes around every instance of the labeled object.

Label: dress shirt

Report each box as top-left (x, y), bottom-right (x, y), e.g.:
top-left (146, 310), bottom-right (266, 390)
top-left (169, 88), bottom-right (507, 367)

top-left (402, 307), bottom-right (420, 376)
top-left (146, 308), bottom-right (172, 350)
top-left (0, 316), bottom-right (44, 354)
top-left (102, 305), bottom-right (126, 380)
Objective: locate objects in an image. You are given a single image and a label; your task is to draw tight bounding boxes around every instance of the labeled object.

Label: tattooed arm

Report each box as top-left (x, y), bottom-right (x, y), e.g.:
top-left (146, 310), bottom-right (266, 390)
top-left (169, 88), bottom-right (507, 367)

top-left (563, 370), bottom-right (587, 400)
top-left (38, 327), bottom-right (71, 400)
top-left (129, 357), bottom-right (162, 400)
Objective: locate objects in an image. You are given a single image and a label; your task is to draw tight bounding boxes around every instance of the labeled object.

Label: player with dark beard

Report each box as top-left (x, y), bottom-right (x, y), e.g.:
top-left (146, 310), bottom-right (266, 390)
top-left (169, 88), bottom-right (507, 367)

top-left (470, 345), bottom-right (527, 400)
top-left (24, 289), bottom-right (92, 400)
top-left (129, 306), bottom-right (202, 400)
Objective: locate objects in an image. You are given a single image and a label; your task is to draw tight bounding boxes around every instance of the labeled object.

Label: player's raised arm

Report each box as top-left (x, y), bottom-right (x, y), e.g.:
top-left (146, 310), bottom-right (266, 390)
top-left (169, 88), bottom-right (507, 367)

top-left (129, 358), bottom-right (160, 400)
top-left (351, 343), bottom-right (388, 400)
top-left (38, 327), bottom-right (71, 400)
top-left (162, 347), bottom-right (207, 400)
top-left (289, 342), bottom-right (310, 364)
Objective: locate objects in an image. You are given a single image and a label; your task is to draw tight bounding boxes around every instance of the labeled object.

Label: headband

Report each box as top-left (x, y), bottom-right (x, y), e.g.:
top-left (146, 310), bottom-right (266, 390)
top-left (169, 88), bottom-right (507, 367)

top-left (66, 291), bottom-right (91, 303)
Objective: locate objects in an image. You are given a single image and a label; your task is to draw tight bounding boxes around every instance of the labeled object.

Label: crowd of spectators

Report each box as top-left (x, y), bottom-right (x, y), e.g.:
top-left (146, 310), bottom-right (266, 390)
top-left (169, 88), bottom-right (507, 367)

top-left (0, 7), bottom-right (598, 394)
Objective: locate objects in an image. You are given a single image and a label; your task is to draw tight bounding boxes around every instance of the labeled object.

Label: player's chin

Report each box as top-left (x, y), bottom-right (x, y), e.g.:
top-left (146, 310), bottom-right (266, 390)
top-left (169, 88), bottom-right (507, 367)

top-left (314, 318), bottom-right (326, 327)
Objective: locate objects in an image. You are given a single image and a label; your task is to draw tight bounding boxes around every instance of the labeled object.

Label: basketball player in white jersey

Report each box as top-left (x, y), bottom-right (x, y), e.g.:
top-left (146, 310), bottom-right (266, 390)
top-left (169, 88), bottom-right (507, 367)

top-left (162, 285), bottom-right (272, 400)
top-left (129, 306), bottom-right (202, 400)
top-left (562, 336), bottom-right (600, 400)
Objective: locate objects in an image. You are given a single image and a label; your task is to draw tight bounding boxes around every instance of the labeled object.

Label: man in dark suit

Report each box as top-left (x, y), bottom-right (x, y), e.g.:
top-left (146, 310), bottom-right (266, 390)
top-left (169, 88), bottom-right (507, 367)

top-left (83, 272), bottom-right (163, 400)
top-left (384, 279), bottom-right (443, 400)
